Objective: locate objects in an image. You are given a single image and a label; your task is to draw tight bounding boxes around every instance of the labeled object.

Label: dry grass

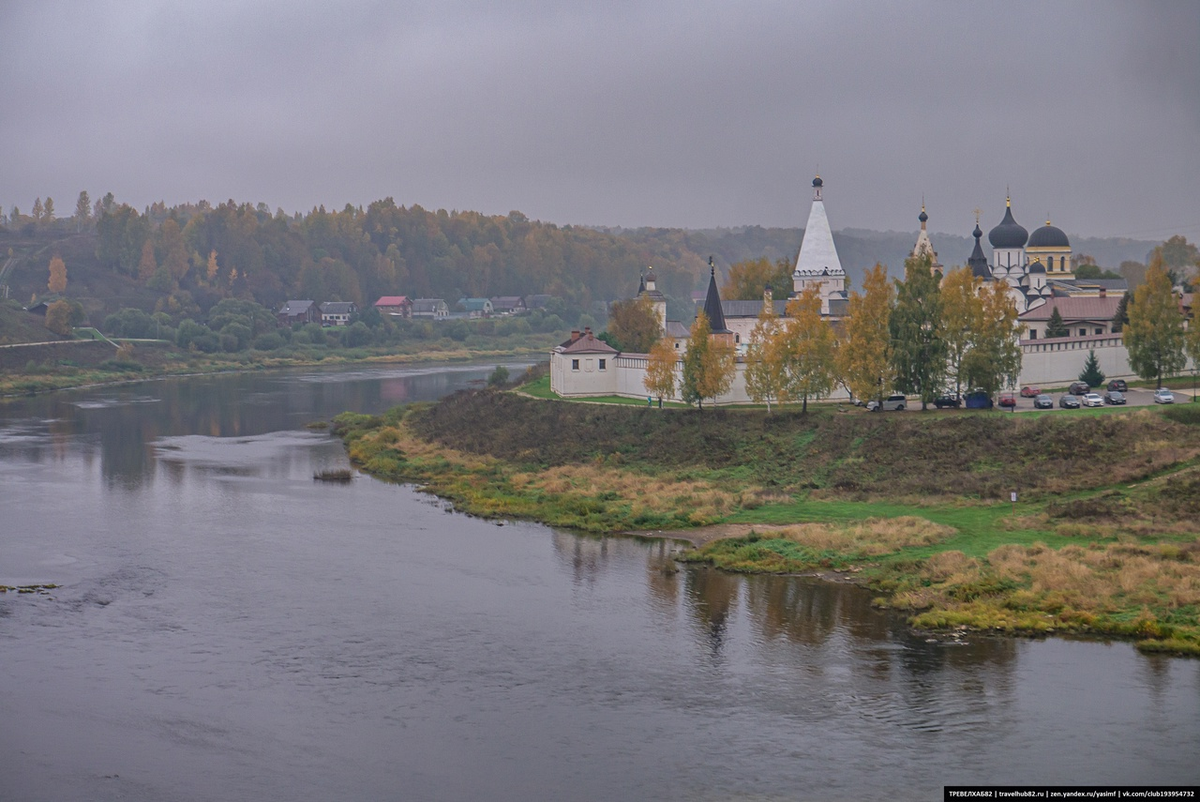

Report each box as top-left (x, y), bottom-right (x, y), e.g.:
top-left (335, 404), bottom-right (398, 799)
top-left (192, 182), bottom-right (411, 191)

top-left (511, 463), bottom-right (742, 525)
top-left (775, 516), bottom-right (957, 556)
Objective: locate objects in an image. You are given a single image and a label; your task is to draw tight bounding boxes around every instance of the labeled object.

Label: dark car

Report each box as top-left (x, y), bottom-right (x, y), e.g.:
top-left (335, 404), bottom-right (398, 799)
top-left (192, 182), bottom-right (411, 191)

top-left (964, 391), bottom-right (994, 409)
top-left (1108, 379), bottom-right (1128, 392)
top-left (1104, 390), bottom-right (1126, 405)
top-left (1059, 394), bottom-right (1081, 409)
top-left (998, 392), bottom-right (1017, 408)
top-left (1034, 394), bottom-right (1054, 409)
top-left (1069, 381), bottom-right (1091, 395)
top-left (934, 394), bottom-right (961, 409)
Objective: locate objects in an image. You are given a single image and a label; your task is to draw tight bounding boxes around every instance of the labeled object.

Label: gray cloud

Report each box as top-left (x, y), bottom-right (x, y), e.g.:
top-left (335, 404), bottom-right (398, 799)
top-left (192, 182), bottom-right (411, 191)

top-left (2, 0), bottom-right (1197, 244)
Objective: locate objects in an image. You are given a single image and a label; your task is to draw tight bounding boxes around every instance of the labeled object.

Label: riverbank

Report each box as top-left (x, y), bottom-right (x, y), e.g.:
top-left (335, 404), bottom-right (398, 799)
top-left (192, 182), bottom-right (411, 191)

top-left (0, 336), bottom-right (552, 398)
top-left (336, 388), bottom-right (1200, 656)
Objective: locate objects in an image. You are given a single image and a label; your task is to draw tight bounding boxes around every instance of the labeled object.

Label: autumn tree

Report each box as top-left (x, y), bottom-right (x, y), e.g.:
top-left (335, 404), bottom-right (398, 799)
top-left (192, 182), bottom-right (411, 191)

top-left (1124, 250), bottom-right (1186, 387)
top-left (74, 191), bottom-right (91, 232)
top-left (962, 279), bottom-right (1023, 397)
top-left (889, 252), bottom-right (945, 409)
top-left (644, 336), bottom-right (678, 406)
top-left (681, 310), bottom-right (735, 410)
top-left (836, 263), bottom-right (894, 406)
top-left (206, 250), bottom-right (220, 283)
top-left (45, 300), bottom-right (73, 335)
top-left (778, 287), bottom-right (836, 413)
top-left (721, 257), bottom-right (793, 301)
top-left (744, 294), bottom-right (785, 411)
top-left (138, 239), bottom-right (158, 281)
top-left (605, 295), bottom-right (660, 353)
top-left (47, 255), bottom-right (67, 294)
top-left (939, 267), bottom-right (982, 399)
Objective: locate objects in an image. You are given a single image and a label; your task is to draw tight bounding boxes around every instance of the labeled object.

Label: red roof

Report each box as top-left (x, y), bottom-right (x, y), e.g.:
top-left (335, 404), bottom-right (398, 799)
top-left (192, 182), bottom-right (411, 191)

top-left (375, 296), bottom-right (410, 307)
top-left (558, 331), bottom-right (618, 355)
top-left (1020, 296), bottom-right (1121, 322)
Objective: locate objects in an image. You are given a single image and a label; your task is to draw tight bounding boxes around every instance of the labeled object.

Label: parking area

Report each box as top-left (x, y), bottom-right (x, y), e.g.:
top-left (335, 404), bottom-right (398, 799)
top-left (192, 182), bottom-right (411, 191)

top-left (1008, 386), bottom-right (1193, 412)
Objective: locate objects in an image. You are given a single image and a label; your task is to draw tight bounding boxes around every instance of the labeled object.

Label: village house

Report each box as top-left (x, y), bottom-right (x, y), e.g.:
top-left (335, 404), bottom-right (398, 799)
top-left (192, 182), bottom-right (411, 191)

top-left (320, 301), bottom-right (357, 327)
top-left (490, 296), bottom-right (527, 316)
top-left (374, 296), bottom-right (412, 318)
top-left (458, 298), bottom-right (493, 318)
top-left (411, 298), bottom-right (450, 319)
top-left (1019, 296), bottom-right (1123, 340)
top-left (277, 300), bottom-right (319, 326)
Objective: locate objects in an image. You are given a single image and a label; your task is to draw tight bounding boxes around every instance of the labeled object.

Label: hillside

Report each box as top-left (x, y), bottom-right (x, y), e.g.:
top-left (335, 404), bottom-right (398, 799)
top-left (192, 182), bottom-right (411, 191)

top-left (337, 389), bottom-right (1200, 655)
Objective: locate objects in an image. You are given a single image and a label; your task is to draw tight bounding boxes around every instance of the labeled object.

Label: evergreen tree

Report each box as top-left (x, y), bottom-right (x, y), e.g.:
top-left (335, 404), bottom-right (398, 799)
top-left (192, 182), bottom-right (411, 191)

top-left (43, 197), bottom-right (55, 221)
top-left (74, 191), bottom-right (91, 232)
top-left (1045, 306), bottom-right (1069, 338)
top-left (1078, 349), bottom-right (1106, 388)
top-left (32, 197), bottom-right (44, 222)
top-left (1111, 293), bottom-right (1129, 333)
top-left (889, 252), bottom-right (945, 410)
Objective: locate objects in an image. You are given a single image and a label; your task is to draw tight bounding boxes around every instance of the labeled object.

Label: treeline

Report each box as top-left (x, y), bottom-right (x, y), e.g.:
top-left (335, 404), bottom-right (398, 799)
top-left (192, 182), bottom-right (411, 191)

top-left (75, 197), bottom-right (717, 322)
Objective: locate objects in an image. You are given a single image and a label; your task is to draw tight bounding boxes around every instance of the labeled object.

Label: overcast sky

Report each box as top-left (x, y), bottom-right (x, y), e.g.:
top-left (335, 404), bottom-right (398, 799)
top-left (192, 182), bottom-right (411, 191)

top-left (3, 0), bottom-right (1198, 242)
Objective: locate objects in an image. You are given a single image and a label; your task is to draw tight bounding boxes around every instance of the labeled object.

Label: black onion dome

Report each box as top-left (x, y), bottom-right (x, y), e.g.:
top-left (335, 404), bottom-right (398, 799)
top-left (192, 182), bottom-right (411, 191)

top-left (918, 209), bottom-right (928, 223)
top-left (1028, 222), bottom-right (1069, 248)
top-left (972, 223), bottom-right (983, 238)
top-left (988, 205), bottom-right (1028, 249)
top-left (1028, 261), bottom-right (1046, 274)
top-left (812, 175), bottom-right (823, 188)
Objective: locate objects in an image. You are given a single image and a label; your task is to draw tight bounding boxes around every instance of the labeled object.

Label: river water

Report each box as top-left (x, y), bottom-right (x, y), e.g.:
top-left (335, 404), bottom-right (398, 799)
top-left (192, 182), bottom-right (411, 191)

top-left (1, 363), bottom-right (1197, 801)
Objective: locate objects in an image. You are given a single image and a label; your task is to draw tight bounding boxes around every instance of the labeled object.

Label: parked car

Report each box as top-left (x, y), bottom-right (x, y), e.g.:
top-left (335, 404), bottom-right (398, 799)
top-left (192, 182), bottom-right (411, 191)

top-left (1108, 379), bottom-right (1128, 392)
top-left (964, 391), bottom-right (994, 409)
top-left (1104, 390), bottom-right (1126, 405)
top-left (999, 392), bottom-right (1017, 408)
top-left (1069, 381), bottom-right (1091, 395)
top-left (934, 394), bottom-right (961, 409)
top-left (1019, 386), bottom-right (1041, 398)
top-left (1154, 388), bottom-right (1175, 404)
top-left (1059, 394), bottom-right (1081, 409)
top-left (1034, 394), bottom-right (1054, 409)
top-left (1082, 393), bottom-right (1105, 407)
top-left (868, 394), bottom-right (907, 412)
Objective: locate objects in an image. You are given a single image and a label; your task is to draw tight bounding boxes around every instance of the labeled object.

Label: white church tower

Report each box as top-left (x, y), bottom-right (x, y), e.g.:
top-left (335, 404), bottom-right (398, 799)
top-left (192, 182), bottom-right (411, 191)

top-left (792, 174), bottom-right (845, 315)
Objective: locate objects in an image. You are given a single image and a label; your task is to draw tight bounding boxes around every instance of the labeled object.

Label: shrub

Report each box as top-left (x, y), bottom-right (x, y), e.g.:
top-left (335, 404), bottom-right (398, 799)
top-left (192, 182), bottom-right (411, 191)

top-left (252, 332), bottom-right (287, 351)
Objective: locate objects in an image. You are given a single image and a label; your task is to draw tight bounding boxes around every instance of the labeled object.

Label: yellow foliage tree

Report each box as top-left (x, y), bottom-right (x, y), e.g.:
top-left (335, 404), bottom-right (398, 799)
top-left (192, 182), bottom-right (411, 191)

top-left (47, 255), bottom-right (67, 294)
top-left (45, 299), bottom-right (73, 335)
top-left (680, 311), bottom-right (735, 410)
top-left (206, 250), bottom-right (219, 283)
top-left (779, 286), bottom-right (836, 413)
top-left (939, 267), bottom-right (983, 398)
top-left (643, 336), bottom-right (678, 406)
top-left (836, 263), bottom-right (894, 405)
top-left (744, 294), bottom-right (785, 411)
top-left (160, 219), bottom-right (189, 281)
top-left (721, 257), bottom-right (793, 301)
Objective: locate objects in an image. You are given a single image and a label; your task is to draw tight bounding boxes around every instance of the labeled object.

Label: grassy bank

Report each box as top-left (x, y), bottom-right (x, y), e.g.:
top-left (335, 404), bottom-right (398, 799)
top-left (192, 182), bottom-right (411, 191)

top-left (337, 388), bottom-right (1200, 656)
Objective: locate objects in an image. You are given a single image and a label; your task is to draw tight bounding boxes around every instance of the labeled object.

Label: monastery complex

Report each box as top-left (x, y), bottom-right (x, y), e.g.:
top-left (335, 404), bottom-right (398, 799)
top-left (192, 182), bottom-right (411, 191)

top-left (551, 175), bottom-right (1177, 404)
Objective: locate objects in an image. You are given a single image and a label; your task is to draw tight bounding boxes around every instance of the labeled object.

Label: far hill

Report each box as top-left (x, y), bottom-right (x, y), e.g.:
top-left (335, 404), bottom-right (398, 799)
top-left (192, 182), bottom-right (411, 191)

top-left (0, 202), bottom-right (1162, 339)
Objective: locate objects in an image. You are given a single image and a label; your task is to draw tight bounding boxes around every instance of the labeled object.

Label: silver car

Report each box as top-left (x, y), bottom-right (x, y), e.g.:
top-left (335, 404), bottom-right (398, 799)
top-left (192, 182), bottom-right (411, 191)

top-left (1154, 388), bottom-right (1175, 404)
top-left (1082, 393), bottom-right (1105, 408)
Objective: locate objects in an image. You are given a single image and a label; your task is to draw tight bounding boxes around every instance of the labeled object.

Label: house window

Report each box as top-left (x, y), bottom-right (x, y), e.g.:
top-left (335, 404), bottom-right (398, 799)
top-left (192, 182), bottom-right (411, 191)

top-left (598, 359), bottom-right (606, 371)
top-left (571, 359), bottom-right (580, 371)
top-left (1029, 330), bottom-right (1037, 340)
top-left (1095, 327), bottom-right (1103, 335)
top-left (1079, 328), bottom-right (1087, 337)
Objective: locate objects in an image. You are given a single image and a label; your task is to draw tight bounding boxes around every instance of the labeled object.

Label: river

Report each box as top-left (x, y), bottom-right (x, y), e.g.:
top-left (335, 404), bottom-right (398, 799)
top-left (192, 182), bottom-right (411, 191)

top-left (1, 363), bottom-right (1197, 801)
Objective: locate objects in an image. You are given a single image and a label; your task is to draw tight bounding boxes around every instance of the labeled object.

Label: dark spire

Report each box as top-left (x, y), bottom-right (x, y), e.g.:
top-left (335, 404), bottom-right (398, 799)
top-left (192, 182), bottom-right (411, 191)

top-left (702, 256), bottom-right (730, 334)
top-left (638, 271), bottom-right (645, 294)
top-left (968, 221), bottom-right (990, 279)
